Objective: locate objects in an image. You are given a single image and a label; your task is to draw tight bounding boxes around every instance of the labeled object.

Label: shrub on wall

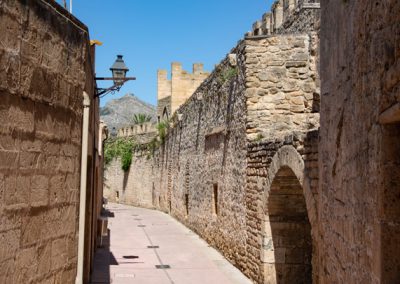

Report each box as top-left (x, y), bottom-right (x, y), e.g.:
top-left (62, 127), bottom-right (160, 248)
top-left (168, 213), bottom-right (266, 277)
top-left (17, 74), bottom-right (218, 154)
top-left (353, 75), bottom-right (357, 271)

top-left (104, 138), bottom-right (135, 171)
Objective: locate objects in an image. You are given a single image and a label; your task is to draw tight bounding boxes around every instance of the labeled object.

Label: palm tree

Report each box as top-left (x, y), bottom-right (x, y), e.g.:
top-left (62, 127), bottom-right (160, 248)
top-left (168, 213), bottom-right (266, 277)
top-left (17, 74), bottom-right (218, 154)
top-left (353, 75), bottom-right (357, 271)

top-left (156, 120), bottom-right (169, 143)
top-left (132, 113), bottom-right (152, 125)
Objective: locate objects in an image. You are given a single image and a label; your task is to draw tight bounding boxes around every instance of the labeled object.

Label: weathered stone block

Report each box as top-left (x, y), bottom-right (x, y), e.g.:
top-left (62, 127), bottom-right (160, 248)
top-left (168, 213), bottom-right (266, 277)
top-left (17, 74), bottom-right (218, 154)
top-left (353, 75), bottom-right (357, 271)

top-left (51, 238), bottom-right (67, 271)
top-left (21, 214), bottom-right (43, 247)
top-left (290, 96), bottom-right (304, 105)
top-left (5, 174), bottom-right (30, 209)
top-left (36, 244), bottom-right (51, 275)
top-left (0, 150), bottom-right (19, 170)
top-left (0, 258), bottom-right (15, 284)
top-left (0, 229), bottom-right (20, 262)
top-left (15, 246), bottom-right (38, 283)
top-left (0, 134), bottom-right (20, 151)
top-left (19, 151), bottom-right (40, 170)
top-left (20, 139), bottom-right (42, 152)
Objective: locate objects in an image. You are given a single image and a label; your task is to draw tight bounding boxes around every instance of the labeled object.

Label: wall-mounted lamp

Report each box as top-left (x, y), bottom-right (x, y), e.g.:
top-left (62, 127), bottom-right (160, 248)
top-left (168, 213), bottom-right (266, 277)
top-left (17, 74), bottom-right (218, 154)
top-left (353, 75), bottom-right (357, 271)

top-left (95, 55), bottom-right (136, 98)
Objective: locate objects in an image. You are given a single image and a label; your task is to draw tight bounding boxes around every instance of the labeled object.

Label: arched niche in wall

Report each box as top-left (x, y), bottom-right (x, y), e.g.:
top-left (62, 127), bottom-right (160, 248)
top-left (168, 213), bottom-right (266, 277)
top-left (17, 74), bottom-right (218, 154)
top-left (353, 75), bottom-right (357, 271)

top-left (162, 106), bottom-right (169, 122)
top-left (261, 145), bottom-right (317, 283)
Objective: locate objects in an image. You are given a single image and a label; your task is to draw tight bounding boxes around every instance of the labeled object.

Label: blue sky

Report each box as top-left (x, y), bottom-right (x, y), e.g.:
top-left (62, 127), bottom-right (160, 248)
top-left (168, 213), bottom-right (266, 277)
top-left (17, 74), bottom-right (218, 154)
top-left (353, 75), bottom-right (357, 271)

top-left (65, 0), bottom-right (274, 107)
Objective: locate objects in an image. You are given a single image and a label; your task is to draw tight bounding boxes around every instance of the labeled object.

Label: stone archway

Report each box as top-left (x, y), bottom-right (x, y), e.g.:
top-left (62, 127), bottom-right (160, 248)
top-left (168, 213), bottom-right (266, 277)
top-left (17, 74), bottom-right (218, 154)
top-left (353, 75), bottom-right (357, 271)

top-left (261, 145), bottom-right (317, 283)
top-left (162, 106), bottom-right (169, 121)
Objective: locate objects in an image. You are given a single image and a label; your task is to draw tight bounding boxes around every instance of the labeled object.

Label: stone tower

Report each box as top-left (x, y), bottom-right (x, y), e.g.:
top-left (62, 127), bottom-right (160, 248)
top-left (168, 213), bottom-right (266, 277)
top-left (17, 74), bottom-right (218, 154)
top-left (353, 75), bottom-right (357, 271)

top-left (157, 62), bottom-right (209, 121)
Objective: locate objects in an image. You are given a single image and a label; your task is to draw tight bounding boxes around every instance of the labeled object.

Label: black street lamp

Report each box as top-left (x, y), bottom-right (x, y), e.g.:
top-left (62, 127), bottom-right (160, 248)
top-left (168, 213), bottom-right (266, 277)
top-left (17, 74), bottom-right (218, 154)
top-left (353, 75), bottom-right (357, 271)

top-left (95, 55), bottom-right (136, 98)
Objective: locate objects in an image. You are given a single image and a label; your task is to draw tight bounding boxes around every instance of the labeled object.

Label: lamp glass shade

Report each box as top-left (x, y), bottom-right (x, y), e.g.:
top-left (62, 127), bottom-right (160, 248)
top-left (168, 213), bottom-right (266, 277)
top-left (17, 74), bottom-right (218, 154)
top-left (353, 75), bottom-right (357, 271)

top-left (110, 55), bottom-right (129, 85)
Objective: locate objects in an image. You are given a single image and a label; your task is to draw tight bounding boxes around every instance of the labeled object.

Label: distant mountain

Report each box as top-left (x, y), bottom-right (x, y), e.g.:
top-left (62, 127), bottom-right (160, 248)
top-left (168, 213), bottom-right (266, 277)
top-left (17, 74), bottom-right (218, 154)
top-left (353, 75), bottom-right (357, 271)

top-left (100, 93), bottom-right (156, 135)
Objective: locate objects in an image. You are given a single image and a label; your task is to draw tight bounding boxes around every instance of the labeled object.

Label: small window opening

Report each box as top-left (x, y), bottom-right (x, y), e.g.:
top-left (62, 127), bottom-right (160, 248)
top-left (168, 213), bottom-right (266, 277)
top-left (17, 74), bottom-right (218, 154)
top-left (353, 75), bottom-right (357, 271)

top-left (212, 183), bottom-right (218, 215)
top-left (185, 193), bottom-right (189, 217)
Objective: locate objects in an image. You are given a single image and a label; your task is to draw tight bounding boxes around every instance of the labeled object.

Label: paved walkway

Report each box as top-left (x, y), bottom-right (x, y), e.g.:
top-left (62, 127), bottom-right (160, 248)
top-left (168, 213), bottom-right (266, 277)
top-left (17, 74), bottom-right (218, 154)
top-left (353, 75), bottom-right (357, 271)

top-left (91, 203), bottom-right (252, 284)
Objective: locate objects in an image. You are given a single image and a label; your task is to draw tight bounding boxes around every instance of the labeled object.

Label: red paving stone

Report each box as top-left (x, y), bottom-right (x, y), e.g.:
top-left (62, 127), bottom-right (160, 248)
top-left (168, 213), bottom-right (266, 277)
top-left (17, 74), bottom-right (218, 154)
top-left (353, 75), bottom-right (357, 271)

top-left (90, 203), bottom-right (252, 284)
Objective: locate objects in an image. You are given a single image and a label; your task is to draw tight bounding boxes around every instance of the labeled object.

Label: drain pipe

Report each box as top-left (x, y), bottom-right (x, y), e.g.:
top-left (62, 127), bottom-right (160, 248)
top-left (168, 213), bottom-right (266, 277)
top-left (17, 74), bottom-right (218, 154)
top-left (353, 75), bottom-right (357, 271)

top-left (76, 91), bottom-right (90, 284)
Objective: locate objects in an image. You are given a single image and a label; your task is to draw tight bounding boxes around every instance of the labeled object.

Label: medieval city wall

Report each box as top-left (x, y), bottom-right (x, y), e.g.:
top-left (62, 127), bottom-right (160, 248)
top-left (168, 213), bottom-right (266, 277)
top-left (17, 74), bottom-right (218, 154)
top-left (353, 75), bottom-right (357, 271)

top-left (0, 0), bottom-right (95, 283)
top-left (104, 1), bottom-right (321, 283)
top-left (104, 153), bottom-right (155, 209)
top-left (320, 1), bottom-right (400, 283)
top-left (104, 35), bottom-right (320, 284)
top-left (105, 45), bottom-right (250, 268)
top-left (154, 46), bottom-right (249, 269)
top-left (117, 122), bottom-right (157, 144)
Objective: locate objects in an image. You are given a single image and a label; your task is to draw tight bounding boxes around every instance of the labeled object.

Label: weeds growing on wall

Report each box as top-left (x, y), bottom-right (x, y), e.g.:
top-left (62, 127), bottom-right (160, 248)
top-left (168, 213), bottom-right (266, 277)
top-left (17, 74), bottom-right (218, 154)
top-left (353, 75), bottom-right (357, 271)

top-left (254, 133), bottom-right (264, 142)
top-left (219, 66), bottom-right (238, 84)
top-left (104, 138), bottom-right (135, 171)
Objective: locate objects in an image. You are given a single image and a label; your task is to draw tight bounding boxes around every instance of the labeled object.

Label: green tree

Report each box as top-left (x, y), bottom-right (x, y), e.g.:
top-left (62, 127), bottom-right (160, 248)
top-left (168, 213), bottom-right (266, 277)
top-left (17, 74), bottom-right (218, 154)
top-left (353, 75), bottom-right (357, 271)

top-left (132, 113), bottom-right (152, 125)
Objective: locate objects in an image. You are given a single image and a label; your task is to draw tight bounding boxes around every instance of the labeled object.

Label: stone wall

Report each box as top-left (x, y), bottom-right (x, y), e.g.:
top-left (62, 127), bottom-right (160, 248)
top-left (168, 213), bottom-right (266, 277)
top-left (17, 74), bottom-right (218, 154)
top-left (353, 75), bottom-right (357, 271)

top-left (276, 3), bottom-right (320, 35)
top-left (243, 34), bottom-right (319, 141)
top-left (104, 153), bottom-right (155, 208)
top-left (320, 0), bottom-right (400, 283)
top-left (0, 0), bottom-right (98, 283)
top-left (106, 47), bottom-right (250, 268)
top-left (249, 0), bottom-right (320, 36)
top-left (155, 47), bottom-right (249, 270)
top-left (117, 122), bottom-right (157, 144)
top-left (105, 35), bottom-right (320, 284)
top-left (245, 132), bottom-right (319, 283)
top-left (104, 1), bottom-right (321, 283)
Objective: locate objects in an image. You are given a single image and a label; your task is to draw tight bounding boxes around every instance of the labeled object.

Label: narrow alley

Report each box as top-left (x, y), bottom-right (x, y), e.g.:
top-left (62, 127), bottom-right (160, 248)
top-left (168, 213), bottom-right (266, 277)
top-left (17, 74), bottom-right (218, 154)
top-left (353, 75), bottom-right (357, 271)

top-left (90, 203), bottom-right (252, 284)
top-left (2, 1), bottom-right (399, 283)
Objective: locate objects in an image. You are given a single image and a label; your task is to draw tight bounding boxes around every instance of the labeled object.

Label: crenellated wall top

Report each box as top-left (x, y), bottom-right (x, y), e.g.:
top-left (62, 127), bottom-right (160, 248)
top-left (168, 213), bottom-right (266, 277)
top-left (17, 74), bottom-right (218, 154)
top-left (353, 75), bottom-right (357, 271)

top-left (247, 0), bottom-right (320, 37)
top-left (117, 122), bottom-right (157, 138)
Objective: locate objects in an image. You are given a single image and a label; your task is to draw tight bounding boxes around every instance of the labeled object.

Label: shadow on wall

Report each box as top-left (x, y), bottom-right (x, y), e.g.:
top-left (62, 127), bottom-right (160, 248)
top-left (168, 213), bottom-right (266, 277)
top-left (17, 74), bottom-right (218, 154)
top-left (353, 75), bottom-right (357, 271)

top-left (195, 103), bottom-right (203, 150)
top-left (381, 123), bottom-right (400, 282)
top-left (312, 92), bottom-right (320, 113)
top-left (302, 129), bottom-right (319, 282)
top-left (122, 169), bottom-right (130, 194)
